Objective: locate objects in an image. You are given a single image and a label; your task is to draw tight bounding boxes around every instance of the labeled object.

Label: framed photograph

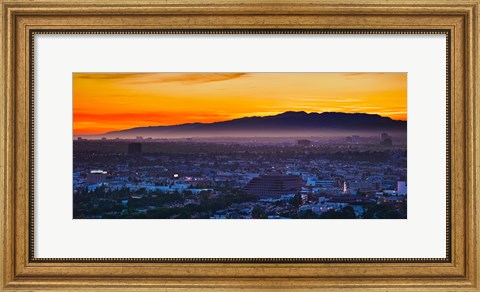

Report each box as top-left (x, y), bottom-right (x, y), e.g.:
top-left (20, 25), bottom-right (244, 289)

top-left (1, 0), bottom-right (479, 291)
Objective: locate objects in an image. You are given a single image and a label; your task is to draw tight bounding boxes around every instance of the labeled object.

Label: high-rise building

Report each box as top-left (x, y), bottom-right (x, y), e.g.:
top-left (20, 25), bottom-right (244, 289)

top-left (297, 139), bottom-right (312, 147)
top-left (86, 170), bottom-right (107, 185)
top-left (243, 175), bottom-right (303, 198)
top-left (128, 142), bottom-right (142, 154)
top-left (381, 133), bottom-right (390, 141)
top-left (397, 181), bottom-right (407, 195)
top-left (380, 138), bottom-right (393, 147)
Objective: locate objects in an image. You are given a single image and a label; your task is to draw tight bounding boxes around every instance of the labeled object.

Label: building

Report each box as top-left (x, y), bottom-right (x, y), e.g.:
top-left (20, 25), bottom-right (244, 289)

top-left (243, 175), bottom-right (303, 198)
top-left (128, 142), bottom-right (142, 154)
top-left (86, 170), bottom-right (107, 185)
top-left (351, 135), bottom-right (360, 143)
top-left (380, 132), bottom-right (393, 147)
top-left (306, 178), bottom-right (335, 188)
top-left (397, 181), bottom-right (407, 195)
top-left (380, 138), bottom-right (393, 147)
top-left (297, 139), bottom-right (312, 147)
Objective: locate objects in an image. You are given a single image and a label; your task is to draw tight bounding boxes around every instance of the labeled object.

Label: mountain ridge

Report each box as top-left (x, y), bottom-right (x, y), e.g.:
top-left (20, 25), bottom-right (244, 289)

top-left (99, 111), bottom-right (406, 138)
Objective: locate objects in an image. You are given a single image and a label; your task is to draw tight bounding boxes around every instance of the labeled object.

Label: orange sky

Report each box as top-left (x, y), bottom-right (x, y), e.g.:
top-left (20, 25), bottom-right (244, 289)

top-left (73, 72), bottom-right (407, 135)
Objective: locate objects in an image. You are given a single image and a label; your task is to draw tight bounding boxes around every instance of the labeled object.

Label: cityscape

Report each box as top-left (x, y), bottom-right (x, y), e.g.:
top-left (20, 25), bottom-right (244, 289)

top-left (73, 73), bottom-right (407, 219)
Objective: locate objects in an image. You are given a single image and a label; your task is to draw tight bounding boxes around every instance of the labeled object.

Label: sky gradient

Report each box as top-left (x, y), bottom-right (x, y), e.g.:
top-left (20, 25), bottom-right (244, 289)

top-left (73, 72), bottom-right (407, 135)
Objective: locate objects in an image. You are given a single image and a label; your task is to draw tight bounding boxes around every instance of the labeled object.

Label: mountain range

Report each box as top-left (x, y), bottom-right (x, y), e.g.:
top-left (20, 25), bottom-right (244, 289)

top-left (100, 111), bottom-right (407, 138)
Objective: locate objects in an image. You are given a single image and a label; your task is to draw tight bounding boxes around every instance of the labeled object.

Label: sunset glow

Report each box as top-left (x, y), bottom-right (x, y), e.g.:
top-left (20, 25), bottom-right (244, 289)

top-left (73, 73), bottom-right (407, 135)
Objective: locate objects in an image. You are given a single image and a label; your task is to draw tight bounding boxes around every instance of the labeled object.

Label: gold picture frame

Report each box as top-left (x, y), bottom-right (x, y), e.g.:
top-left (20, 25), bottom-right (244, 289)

top-left (1, 0), bottom-right (479, 290)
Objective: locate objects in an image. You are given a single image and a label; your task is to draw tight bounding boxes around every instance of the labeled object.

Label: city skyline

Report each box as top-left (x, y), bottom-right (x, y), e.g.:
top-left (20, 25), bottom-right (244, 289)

top-left (73, 73), bottom-right (407, 135)
top-left (73, 72), bottom-right (407, 219)
top-left (73, 136), bottom-right (407, 219)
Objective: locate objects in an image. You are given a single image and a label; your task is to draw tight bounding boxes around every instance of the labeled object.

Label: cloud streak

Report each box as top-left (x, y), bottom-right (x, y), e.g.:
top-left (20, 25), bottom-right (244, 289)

top-left (74, 73), bottom-right (249, 85)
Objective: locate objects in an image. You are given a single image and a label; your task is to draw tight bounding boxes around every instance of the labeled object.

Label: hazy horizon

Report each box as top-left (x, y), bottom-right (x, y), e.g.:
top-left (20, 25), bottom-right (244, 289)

top-left (75, 131), bottom-right (408, 140)
top-left (72, 111), bottom-right (407, 140)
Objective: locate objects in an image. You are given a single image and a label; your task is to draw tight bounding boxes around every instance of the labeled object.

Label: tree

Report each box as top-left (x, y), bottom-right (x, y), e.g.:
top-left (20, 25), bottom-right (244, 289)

top-left (289, 193), bottom-right (302, 208)
top-left (177, 210), bottom-right (192, 219)
top-left (299, 210), bottom-right (320, 219)
top-left (320, 206), bottom-right (357, 219)
top-left (252, 205), bottom-right (265, 219)
top-left (363, 202), bottom-right (406, 219)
